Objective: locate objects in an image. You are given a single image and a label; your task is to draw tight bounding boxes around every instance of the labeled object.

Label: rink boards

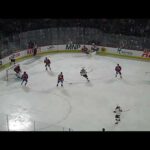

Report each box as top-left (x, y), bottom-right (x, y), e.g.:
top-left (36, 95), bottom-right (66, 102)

top-left (0, 44), bottom-right (150, 69)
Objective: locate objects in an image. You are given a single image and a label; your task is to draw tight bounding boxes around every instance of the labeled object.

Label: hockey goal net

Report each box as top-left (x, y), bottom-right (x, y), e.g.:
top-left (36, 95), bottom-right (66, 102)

top-left (6, 65), bottom-right (18, 81)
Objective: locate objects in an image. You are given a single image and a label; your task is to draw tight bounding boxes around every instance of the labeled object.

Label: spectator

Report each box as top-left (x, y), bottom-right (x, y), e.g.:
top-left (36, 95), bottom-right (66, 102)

top-left (28, 40), bottom-right (34, 49)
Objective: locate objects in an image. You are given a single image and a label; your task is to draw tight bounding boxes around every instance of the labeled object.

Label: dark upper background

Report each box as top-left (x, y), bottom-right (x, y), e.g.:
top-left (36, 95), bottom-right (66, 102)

top-left (0, 19), bottom-right (149, 38)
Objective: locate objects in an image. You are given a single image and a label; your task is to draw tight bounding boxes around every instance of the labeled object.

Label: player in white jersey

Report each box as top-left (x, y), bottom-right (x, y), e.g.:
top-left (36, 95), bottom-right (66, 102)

top-left (9, 54), bottom-right (16, 65)
top-left (113, 105), bottom-right (122, 124)
top-left (80, 68), bottom-right (89, 82)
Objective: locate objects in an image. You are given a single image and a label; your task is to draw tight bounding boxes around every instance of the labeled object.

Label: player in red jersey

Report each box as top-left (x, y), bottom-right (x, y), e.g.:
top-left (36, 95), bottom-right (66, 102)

top-left (21, 72), bottom-right (28, 86)
top-left (81, 45), bottom-right (90, 54)
top-left (44, 57), bottom-right (51, 70)
top-left (14, 64), bottom-right (21, 78)
top-left (115, 64), bottom-right (122, 78)
top-left (57, 72), bottom-right (64, 87)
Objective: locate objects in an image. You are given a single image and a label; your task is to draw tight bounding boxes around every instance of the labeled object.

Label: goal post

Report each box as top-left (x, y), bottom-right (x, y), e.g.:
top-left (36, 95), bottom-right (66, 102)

top-left (6, 65), bottom-right (17, 81)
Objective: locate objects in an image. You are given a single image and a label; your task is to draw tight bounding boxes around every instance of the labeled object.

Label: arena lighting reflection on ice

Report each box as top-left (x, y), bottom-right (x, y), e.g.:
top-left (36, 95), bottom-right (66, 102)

top-left (9, 113), bottom-right (32, 131)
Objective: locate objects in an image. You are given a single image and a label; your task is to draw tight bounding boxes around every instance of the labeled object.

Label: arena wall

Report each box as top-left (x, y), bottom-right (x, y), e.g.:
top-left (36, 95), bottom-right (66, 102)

top-left (0, 44), bottom-right (149, 67)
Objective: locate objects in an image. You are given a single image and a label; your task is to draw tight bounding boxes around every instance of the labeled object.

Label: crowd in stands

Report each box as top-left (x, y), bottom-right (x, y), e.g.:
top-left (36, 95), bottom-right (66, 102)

top-left (0, 19), bottom-right (150, 58)
top-left (0, 19), bottom-right (150, 38)
top-left (98, 19), bottom-right (150, 37)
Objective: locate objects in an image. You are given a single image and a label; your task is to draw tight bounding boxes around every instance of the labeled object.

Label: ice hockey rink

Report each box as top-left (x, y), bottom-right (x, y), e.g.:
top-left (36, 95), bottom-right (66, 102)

top-left (0, 53), bottom-right (150, 131)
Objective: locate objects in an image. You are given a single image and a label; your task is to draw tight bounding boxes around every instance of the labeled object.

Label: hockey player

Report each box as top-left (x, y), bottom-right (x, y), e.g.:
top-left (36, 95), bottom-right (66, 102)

top-left (14, 64), bottom-right (21, 78)
top-left (81, 45), bottom-right (90, 54)
top-left (33, 43), bottom-right (37, 56)
top-left (91, 43), bottom-right (99, 52)
top-left (9, 54), bottom-right (16, 65)
top-left (21, 72), bottom-right (28, 86)
top-left (113, 105), bottom-right (122, 124)
top-left (44, 57), bottom-right (51, 70)
top-left (115, 64), bottom-right (122, 78)
top-left (57, 72), bottom-right (64, 87)
top-left (80, 67), bottom-right (89, 82)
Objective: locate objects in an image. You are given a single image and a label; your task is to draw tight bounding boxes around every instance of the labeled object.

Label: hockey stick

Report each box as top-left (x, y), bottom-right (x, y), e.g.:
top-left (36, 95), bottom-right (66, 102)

top-left (64, 80), bottom-right (88, 85)
top-left (87, 68), bottom-right (93, 73)
top-left (122, 109), bottom-right (130, 112)
top-left (65, 81), bottom-right (85, 85)
top-left (113, 109), bottom-right (130, 113)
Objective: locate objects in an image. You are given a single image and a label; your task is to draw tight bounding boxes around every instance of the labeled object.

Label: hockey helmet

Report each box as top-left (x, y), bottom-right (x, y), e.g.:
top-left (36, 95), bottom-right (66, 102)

top-left (116, 105), bottom-right (120, 109)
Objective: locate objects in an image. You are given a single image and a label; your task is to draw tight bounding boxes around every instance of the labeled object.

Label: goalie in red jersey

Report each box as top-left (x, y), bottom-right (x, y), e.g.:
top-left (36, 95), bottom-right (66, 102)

top-left (115, 64), bottom-right (122, 78)
top-left (21, 72), bottom-right (28, 86)
top-left (44, 57), bottom-right (51, 70)
top-left (14, 64), bottom-right (21, 78)
top-left (57, 72), bottom-right (64, 87)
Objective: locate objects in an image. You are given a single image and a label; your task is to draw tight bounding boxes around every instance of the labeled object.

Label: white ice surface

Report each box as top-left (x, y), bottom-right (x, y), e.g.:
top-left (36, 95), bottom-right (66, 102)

top-left (0, 53), bottom-right (150, 131)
